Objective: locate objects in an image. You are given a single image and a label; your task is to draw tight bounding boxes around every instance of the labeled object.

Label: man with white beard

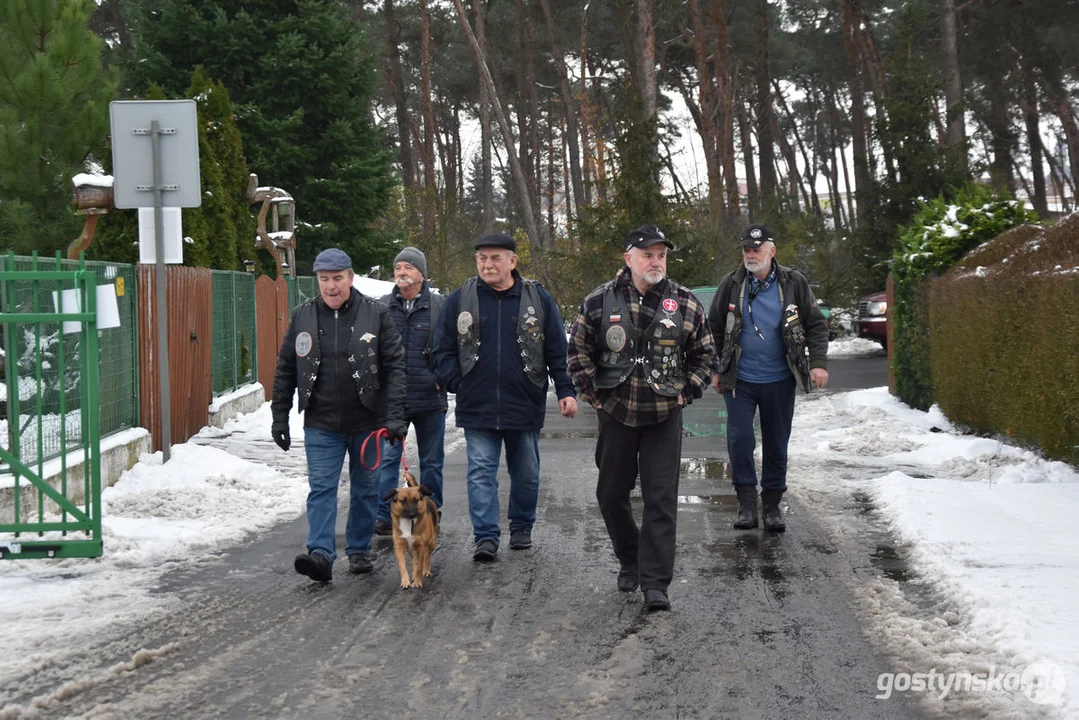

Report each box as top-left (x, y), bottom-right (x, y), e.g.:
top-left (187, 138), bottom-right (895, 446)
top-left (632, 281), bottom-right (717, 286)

top-left (567, 224), bottom-right (716, 611)
top-left (708, 225), bottom-right (829, 533)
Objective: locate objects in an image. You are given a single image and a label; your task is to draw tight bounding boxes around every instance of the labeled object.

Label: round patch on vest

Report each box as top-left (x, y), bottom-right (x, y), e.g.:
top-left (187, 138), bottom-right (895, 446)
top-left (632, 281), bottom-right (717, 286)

top-left (662, 298), bottom-right (678, 313)
top-left (606, 325), bottom-right (627, 352)
top-left (457, 311), bottom-right (473, 335)
top-left (295, 331), bottom-right (313, 357)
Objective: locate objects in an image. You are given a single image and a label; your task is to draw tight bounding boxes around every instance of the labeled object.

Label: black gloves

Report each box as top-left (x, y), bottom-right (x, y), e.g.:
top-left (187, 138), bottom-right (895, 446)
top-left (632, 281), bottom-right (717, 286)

top-left (385, 420), bottom-right (408, 444)
top-left (271, 422), bottom-right (290, 452)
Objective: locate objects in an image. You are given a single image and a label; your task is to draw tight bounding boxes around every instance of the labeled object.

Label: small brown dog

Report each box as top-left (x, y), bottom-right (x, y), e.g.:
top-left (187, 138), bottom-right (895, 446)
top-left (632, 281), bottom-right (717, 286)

top-left (381, 472), bottom-right (439, 589)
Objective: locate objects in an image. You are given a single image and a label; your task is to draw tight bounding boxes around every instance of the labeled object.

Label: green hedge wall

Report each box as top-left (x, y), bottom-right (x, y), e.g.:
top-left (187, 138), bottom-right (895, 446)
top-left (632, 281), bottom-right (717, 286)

top-left (929, 214), bottom-right (1079, 463)
top-left (891, 187), bottom-right (1037, 410)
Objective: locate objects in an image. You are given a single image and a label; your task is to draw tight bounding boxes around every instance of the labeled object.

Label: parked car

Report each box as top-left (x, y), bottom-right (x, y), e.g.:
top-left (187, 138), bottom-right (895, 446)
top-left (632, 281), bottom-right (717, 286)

top-left (853, 290), bottom-right (888, 348)
top-left (690, 285), bottom-right (835, 340)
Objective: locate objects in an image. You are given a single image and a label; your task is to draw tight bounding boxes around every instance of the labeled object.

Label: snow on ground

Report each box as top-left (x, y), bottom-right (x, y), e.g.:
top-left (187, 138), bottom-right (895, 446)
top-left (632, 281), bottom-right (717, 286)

top-left (789, 387), bottom-right (1077, 717)
top-left (827, 336), bottom-right (886, 357)
top-left (1, 379), bottom-right (1075, 717)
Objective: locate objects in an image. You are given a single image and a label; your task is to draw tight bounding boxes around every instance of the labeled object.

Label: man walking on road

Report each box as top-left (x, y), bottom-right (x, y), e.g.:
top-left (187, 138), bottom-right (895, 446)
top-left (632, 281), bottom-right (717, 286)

top-left (374, 247), bottom-right (447, 535)
top-left (433, 232), bottom-right (578, 562)
top-left (567, 224), bottom-right (716, 611)
top-left (271, 248), bottom-right (408, 583)
top-left (709, 225), bottom-right (829, 533)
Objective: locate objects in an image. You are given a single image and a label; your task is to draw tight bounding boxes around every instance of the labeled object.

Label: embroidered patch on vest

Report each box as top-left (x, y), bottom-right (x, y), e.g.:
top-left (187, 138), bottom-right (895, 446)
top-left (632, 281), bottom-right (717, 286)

top-left (360, 332), bottom-right (376, 343)
top-left (295, 331), bottom-right (313, 357)
top-left (457, 311), bottom-right (473, 334)
top-left (605, 325), bottom-right (627, 352)
top-left (662, 298), bottom-right (678, 313)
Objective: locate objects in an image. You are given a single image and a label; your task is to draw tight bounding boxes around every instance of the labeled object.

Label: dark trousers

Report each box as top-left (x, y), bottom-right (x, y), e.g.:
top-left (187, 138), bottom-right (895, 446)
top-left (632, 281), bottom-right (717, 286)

top-left (722, 375), bottom-right (797, 491)
top-left (595, 407), bottom-right (682, 592)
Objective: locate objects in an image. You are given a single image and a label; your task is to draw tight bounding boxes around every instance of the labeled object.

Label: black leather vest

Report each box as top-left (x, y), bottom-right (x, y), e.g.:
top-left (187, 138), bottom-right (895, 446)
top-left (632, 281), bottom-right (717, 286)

top-left (292, 298), bottom-right (383, 413)
top-left (456, 276), bottom-right (547, 388)
top-left (596, 281), bottom-right (686, 397)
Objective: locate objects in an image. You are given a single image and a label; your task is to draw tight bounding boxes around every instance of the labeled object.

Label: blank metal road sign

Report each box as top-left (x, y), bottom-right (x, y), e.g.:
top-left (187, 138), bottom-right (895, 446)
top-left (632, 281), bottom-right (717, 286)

top-left (109, 100), bottom-right (201, 209)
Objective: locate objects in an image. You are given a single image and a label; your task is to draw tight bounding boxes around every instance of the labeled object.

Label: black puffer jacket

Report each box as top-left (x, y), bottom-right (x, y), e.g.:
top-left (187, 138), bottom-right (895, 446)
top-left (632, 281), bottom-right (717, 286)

top-left (272, 288), bottom-right (406, 433)
top-left (708, 262), bottom-right (828, 393)
top-left (380, 282), bottom-right (447, 418)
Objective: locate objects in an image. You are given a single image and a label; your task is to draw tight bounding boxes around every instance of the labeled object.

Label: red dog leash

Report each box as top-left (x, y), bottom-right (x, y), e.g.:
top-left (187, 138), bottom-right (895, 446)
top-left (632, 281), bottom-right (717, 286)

top-left (360, 427), bottom-right (410, 472)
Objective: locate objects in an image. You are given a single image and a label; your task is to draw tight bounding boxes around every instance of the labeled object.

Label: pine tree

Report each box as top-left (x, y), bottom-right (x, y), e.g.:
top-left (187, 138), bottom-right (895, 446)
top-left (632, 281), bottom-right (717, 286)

top-left (0, 0), bottom-right (117, 255)
top-left (124, 0), bottom-right (396, 272)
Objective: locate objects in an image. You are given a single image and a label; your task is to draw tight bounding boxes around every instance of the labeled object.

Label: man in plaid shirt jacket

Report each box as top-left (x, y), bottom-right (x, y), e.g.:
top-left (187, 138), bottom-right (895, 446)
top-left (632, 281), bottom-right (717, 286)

top-left (567, 224), bottom-right (716, 611)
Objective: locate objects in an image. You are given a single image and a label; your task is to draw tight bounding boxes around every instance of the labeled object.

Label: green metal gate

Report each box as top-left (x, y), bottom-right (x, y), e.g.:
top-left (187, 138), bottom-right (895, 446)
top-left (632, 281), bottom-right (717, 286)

top-left (0, 253), bottom-right (103, 559)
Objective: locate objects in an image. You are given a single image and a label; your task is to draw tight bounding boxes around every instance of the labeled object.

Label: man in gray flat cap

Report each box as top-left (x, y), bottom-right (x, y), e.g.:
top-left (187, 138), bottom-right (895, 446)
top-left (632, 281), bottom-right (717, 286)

top-left (373, 246), bottom-right (447, 536)
top-left (271, 247), bottom-right (407, 583)
top-left (433, 232), bottom-right (577, 562)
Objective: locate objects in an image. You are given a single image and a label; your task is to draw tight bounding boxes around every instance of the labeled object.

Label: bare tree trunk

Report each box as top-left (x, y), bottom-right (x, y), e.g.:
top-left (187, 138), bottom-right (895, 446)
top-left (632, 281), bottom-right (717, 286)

top-left (774, 79), bottom-right (823, 217)
top-left (637, 0), bottom-right (658, 122)
top-left (754, 0), bottom-right (777, 210)
top-left (1042, 145), bottom-right (1072, 211)
top-left (1041, 68), bottom-right (1079, 204)
top-left (471, 0), bottom-right (494, 228)
top-left (1021, 59), bottom-right (1049, 216)
top-left (712, 0), bottom-right (739, 224)
top-left (384, 0), bottom-right (416, 222)
top-left (452, 0), bottom-right (541, 247)
top-left (547, 106), bottom-right (556, 238)
top-left (579, 8), bottom-right (594, 207)
top-left (514, 0), bottom-right (542, 228)
top-left (841, 0), bottom-right (872, 229)
top-left (420, 0), bottom-right (437, 241)
top-left (688, 0), bottom-right (721, 219)
top-left (939, 0), bottom-right (966, 172)
top-left (738, 98), bottom-right (758, 219)
top-left (538, 0), bottom-right (585, 222)
top-left (985, 94), bottom-right (1014, 192)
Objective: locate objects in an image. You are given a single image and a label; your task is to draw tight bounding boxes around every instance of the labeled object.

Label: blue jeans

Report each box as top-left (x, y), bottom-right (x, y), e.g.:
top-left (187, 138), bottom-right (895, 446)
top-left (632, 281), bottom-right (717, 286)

top-left (722, 376), bottom-right (797, 491)
top-left (303, 427), bottom-right (381, 562)
top-left (376, 411), bottom-right (447, 521)
top-left (464, 429), bottom-right (540, 544)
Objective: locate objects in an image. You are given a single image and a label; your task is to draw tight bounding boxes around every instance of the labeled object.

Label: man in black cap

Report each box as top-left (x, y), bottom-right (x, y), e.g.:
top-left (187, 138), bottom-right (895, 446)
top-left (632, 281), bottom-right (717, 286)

top-left (433, 232), bottom-right (577, 562)
top-left (567, 224), bottom-right (717, 611)
top-left (709, 224), bottom-right (829, 533)
top-left (271, 247), bottom-right (407, 583)
top-left (373, 246), bottom-right (447, 535)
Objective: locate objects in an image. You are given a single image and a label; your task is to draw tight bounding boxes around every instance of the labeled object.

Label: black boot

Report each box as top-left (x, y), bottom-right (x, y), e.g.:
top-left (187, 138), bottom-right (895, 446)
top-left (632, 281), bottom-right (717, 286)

top-left (733, 485), bottom-right (758, 529)
top-left (761, 489), bottom-right (786, 533)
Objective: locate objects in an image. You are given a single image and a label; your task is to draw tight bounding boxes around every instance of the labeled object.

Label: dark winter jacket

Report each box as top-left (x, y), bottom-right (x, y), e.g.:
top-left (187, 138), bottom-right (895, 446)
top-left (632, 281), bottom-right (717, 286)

top-left (272, 288), bottom-right (406, 433)
top-left (708, 261), bottom-right (828, 393)
top-left (433, 270), bottom-right (576, 431)
top-left (379, 282), bottom-right (447, 418)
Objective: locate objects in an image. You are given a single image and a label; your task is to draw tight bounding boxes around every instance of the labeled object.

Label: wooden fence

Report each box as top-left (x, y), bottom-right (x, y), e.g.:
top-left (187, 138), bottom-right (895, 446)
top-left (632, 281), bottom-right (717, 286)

top-left (256, 275), bottom-right (290, 402)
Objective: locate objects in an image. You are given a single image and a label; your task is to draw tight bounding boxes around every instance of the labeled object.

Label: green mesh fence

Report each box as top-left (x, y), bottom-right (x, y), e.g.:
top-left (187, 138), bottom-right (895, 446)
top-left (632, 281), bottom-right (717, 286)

top-left (210, 271), bottom-right (258, 397)
top-left (0, 253), bottom-right (138, 467)
top-left (294, 276), bottom-right (318, 307)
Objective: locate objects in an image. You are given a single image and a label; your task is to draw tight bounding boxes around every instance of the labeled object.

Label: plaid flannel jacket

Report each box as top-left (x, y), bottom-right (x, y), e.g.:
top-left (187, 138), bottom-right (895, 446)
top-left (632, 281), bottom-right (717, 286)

top-left (567, 267), bottom-right (717, 427)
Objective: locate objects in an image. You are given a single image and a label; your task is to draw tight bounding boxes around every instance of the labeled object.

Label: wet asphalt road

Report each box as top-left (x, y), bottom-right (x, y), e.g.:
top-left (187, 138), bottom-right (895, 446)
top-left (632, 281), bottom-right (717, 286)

top-left (8, 355), bottom-right (923, 719)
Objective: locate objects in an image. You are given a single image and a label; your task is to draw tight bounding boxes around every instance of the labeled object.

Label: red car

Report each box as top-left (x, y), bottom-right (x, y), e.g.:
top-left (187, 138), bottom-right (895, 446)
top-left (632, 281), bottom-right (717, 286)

top-left (853, 291), bottom-right (888, 348)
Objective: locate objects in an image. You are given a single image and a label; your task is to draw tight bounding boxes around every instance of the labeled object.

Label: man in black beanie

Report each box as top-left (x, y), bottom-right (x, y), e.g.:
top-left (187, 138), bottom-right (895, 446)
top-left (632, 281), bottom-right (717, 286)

top-left (373, 246), bottom-right (448, 535)
top-left (433, 232), bottom-right (578, 562)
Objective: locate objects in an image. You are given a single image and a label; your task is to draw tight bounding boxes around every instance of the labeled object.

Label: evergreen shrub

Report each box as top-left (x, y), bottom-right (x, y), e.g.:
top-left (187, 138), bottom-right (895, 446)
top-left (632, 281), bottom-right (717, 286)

top-left (930, 213), bottom-right (1079, 463)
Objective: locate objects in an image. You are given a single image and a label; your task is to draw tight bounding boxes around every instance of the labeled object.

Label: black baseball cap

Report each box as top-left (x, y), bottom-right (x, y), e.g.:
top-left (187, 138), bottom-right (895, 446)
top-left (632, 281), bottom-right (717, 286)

top-left (625, 224), bottom-right (674, 251)
top-left (741, 225), bottom-right (775, 248)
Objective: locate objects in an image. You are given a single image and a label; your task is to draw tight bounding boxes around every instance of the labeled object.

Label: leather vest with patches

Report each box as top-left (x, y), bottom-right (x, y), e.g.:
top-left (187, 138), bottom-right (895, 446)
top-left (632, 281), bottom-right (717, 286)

top-left (456, 276), bottom-right (546, 388)
top-left (292, 298), bottom-right (383, 413)
top-left (596, 282), bottom-right (686, 397)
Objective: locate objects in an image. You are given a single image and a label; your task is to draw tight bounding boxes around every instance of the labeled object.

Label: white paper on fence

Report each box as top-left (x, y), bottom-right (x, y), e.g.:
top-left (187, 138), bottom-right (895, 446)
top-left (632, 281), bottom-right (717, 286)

top-left (137, 207), bottom-right (183, 264)
top-left (51, 285), bottom-right (122, 334)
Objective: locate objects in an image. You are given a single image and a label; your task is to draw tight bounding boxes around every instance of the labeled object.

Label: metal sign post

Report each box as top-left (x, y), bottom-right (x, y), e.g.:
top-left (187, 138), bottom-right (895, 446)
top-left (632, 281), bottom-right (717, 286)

top-left (110, 101), bottom-right (201, 462)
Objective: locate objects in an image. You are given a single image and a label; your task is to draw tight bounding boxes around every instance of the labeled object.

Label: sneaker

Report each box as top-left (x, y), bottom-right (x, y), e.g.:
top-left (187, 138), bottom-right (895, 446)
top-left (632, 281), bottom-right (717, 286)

top-left (473, 538), bottom-right (498, 562)
top-left (348, 553), bottom-right (374, 574)
top-left (643, 588), bottom-right (670, 612)
top-left (294, 552), bottom-right (333, 582)
top-left (373, 518), bottom-right (392, 536)
top-left (617, 566), bottom-right (639, 592)
top-left (508, 528), bottom-right (532, 550)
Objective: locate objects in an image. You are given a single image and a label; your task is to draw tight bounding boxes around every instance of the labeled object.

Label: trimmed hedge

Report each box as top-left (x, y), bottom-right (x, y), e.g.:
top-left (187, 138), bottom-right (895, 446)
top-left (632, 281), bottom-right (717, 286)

top-left (930, 213), bottom-right (1079, 463)
top-left (891, 187), bottom-right (1037, 410)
